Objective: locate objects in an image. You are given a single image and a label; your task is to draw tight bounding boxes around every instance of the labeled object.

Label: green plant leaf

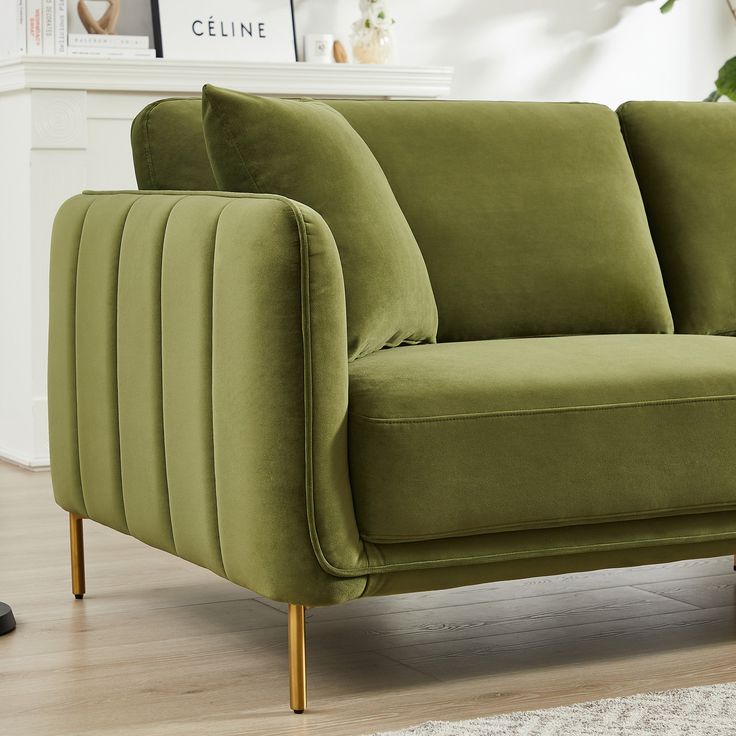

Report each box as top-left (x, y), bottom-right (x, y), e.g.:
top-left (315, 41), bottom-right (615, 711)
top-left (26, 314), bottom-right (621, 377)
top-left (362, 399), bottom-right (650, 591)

top-left (715, 56), bottom-right (736, 101)
top-left (660, 0), bottom-right (678, 13)
top-left (704, 90), bottom-right (722, 102)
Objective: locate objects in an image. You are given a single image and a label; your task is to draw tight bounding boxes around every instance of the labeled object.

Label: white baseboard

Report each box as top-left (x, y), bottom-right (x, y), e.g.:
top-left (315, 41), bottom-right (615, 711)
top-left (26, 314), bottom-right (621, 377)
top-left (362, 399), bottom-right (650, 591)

top-left (0, 446), bottom-right (50, 470)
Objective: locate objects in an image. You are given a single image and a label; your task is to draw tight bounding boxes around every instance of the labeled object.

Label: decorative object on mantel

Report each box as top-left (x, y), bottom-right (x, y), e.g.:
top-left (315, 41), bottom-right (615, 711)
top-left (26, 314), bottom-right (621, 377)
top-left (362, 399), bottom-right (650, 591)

top-left (151, 0), bottom-right (296, 62)
top-left (333, 40), bottom-right (349, 63)
top-left (304, 33), bottom-right (334, 64)
top-left (351, 0), bottom-right (395, 64)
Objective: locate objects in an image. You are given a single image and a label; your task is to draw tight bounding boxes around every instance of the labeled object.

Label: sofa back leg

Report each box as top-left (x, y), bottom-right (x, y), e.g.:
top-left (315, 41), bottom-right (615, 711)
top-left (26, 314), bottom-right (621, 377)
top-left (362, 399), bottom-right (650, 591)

top-left (69, 513), bottom-right (86, 599)
top-left (288, 603), bottom-right (307, 713)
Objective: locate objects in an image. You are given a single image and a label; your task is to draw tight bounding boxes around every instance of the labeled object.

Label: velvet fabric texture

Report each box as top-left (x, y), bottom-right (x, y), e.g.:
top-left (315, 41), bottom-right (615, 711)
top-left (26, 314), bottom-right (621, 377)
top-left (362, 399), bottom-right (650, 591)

top-left (49, 192), bottom-right (368, 606)
top-left (348, 334), bottom-right (736, 543)
top-left (618, 101), bottom-right (736, 335)
top-left (49, 193), bottom-right (736, 608)
top-left (132, 95), bottom-right (673, 341)
top-left (131, 98), bottom-right (218, 191)
top-left (201, 85), bottom-right (438, 360)
top-left (47, 99), bottom-right (736, 610)
top-left (328, 99), bottom-right (673, 341)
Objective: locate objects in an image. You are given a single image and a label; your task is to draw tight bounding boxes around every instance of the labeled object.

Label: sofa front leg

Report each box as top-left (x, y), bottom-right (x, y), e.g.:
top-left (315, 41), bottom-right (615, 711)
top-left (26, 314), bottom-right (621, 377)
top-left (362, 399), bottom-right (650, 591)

top-left (288, 603), bottom-right (307, 713)
top-left (69, 513), bottom-right (86, 599)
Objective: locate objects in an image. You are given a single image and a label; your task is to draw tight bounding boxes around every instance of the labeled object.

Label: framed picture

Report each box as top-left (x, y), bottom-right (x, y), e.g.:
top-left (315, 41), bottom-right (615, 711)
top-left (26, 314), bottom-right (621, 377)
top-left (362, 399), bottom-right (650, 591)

top-left (151, 0), bottom-right (297, 62)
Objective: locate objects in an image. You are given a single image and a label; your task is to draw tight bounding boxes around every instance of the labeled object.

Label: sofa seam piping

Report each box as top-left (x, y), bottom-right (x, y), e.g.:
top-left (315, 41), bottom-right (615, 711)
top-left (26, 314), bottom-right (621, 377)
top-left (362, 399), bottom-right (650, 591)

top-left (287, 199), bottom-right (369, 591)
top-left (71, 196), bottom-right (95, 518)
top-left (348, 393), bottom-right (736, 425)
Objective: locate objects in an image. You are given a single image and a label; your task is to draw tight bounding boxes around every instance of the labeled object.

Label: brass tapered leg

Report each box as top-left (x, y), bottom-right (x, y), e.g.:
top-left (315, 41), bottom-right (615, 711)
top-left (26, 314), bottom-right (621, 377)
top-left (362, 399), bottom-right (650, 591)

top-left (288, 603), bottom-right (307, 713)
top-left (69, 513), bottom-right (86, 599)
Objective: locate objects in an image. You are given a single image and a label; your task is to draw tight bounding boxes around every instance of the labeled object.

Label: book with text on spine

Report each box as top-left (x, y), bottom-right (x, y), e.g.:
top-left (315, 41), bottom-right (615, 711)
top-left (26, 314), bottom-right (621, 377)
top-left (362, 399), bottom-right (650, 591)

top-left (16, 0), bottom-right (26, 55)
top-left (42, 0), bottom-right (55, 55)
top-left (68, 33), bottom-right (149, 49)
top-left (67, 47), bottom-right (156, 58)
top-left (0, 0), bottom-right (26, 56)
top-left (26, 0), bottom-right (43, 56)
top-left (55, 0), bottom-right (68, 55)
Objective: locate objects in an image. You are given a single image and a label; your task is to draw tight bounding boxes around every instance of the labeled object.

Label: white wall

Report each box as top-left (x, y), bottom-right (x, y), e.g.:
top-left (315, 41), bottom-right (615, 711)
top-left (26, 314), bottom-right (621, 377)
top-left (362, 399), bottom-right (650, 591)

top-left (295, 0), bottom-right (736, 107)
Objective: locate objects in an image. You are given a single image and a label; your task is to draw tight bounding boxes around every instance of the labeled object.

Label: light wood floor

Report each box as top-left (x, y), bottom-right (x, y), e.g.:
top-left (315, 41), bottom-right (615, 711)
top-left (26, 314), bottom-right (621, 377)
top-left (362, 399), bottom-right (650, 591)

top-left (2, 461), bottom-right (736, 736)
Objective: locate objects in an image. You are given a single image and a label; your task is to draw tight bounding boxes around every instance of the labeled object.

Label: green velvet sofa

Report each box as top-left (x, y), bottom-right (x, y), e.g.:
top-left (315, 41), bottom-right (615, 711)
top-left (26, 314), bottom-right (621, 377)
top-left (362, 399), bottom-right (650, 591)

top-left (48, 90), bottom-right (736, 713)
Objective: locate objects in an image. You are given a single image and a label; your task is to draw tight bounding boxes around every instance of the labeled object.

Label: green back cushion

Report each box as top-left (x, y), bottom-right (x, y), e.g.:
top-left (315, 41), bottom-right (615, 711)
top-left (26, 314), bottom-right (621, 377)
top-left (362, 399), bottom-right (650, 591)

top-left (201, 85), bottom-right (438, 360)
top-left (132, 95), bottom-right (674, 341)
top-left (618, 101), bottom-right (736, 335)
top-left (328, 100), bottom-right (672, 341)
top-left (131, 98), bottom-right (217, 191)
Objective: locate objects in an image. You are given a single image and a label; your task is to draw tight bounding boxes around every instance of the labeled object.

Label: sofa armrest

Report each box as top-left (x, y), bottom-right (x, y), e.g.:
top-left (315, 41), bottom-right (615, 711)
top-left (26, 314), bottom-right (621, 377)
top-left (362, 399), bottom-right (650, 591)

top-left (49, 191), bottom-right (367, 605)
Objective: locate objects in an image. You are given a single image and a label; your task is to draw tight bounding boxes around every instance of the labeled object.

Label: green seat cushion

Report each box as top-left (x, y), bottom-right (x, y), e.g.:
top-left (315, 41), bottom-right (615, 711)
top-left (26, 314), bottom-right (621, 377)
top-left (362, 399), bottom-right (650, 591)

top-left (328, 99), bottom-right (673, 341)
top-left (201, 85), bottom-right (438, 360)
top-left (618, 101), bottom-right (736, 336)
top-left (131, 98), bottom-right (218, 191)
top-left (348, 334), bottom-right (736, 543)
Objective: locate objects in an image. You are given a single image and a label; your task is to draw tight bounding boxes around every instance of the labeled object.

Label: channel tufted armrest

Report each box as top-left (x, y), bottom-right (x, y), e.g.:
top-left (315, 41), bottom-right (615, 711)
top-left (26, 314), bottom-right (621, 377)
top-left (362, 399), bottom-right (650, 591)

top-left (48, 191), bottom-right (368, 606)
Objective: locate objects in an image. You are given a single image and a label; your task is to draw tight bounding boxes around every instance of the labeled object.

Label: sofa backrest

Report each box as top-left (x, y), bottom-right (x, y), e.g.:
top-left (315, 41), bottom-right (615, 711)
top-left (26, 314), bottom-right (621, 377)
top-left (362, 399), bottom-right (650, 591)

top-left (618, 101), bottom-right (736, 336)
top-left (132, 98), bottom-right (217, 191)
top-left (131, 97), bottom-right (673, 342)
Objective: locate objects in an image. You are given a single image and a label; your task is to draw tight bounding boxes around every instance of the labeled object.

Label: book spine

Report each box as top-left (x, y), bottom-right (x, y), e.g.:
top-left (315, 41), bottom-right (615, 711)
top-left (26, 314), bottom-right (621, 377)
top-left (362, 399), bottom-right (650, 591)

top-left (55, 0), bottom-right (67, 55)
top-left (17, 0), bottom-right (27, 55)
top-left (26, 0), bottom-right (43, 56)
top-left (42, 0), bottom-right (55, 55)
top-left (67, 34), bottom-right (150, 49)
top-left (67, 47), bottom-right (157, 58)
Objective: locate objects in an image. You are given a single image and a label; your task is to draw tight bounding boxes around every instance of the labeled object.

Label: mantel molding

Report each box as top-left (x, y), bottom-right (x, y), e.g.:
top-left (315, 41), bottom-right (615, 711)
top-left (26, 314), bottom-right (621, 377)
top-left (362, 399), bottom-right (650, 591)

top-left (0, 57), bottom-right (453, 98)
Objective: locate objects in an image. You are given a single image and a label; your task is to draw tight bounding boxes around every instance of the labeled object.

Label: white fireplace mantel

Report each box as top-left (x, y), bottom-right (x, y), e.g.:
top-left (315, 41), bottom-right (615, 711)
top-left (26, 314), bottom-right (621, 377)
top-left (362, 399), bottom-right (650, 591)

top-left (0, 57), bottom-right (453, 469)
top-left (0, 56), bottom-right (454, 97)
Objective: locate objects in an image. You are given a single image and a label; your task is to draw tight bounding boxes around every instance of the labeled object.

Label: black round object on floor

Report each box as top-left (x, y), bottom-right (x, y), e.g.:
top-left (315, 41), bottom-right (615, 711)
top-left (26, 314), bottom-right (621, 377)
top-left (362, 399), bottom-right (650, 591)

top-left (0, 602), bottom-right (16, 635)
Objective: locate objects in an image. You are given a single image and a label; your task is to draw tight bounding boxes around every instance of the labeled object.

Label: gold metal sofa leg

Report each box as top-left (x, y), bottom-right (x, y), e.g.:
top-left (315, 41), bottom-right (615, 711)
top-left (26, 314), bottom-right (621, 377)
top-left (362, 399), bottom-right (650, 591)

top-left (69, 513), bottom-right (86, 599)
top-left (288, 603), bottom-right (307, 713)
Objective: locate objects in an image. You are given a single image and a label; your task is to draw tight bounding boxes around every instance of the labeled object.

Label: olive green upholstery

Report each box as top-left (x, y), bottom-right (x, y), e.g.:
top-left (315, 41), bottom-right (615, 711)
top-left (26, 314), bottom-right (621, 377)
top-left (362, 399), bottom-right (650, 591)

top-left (131, 98), bottom-right (218, 191)
top-left (349, 334), bottom-right (736, 543)
top-left (135, 95), bottom-right (673, 343)
top-left (202, 86), bottom-right (438, 360)
top-left (50, 96), bottom-right (736, 616)
top-left (618, 101), bottom-right (736, 336)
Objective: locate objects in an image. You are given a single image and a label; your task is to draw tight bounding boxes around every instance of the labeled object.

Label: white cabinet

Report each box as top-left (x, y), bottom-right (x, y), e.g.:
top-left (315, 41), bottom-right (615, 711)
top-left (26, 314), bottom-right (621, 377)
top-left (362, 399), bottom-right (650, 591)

top-left (0, 56), bottom-right (453, 468)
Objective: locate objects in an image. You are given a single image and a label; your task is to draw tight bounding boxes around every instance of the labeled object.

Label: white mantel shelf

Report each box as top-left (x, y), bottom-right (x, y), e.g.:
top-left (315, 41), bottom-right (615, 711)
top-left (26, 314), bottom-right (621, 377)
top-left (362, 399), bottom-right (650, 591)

top-left (0, 56), bottom-right (453, 98)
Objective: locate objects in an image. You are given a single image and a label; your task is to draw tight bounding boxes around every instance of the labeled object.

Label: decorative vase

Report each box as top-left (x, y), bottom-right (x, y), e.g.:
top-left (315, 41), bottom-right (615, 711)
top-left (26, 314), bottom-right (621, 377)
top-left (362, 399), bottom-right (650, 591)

top-left (351, 0), bottom-right (395, 65)
top-left (352, 28), bottom-right (393, 64)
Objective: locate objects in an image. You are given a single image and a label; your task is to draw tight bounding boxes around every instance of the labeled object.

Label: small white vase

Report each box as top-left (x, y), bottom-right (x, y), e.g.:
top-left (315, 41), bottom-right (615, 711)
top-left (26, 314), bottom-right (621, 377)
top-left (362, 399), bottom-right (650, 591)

top-left (352, 29), bottom-right (393, 64)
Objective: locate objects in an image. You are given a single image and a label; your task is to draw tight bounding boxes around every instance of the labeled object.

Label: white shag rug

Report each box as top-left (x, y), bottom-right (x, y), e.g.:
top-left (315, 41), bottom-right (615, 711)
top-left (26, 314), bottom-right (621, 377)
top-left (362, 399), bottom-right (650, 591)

top-left (369, 682), bottom-right (736, 735)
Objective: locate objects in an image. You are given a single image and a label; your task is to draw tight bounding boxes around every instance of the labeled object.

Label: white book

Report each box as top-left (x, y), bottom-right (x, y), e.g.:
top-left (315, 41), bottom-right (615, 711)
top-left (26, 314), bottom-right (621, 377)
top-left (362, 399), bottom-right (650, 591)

top-left (68, 33), bottom-right (150, 49)
top-left (26, 0), bottom-right (44, 56)
top-left (67, 47), bottom-right (157, 58)
top-left (55, 0), bottom-right (68, 55)
top-left (17, 0), bottom-right (26, 55)
top-left (0, 5), bottom-right (13, 56)
top-left (42, 0), bottom-right (55, 55)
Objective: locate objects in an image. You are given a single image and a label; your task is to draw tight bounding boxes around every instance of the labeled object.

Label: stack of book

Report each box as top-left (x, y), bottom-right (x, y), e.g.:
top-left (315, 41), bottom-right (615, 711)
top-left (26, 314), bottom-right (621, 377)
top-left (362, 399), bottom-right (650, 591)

top-left (0, 0), bottom-right (155, 59)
